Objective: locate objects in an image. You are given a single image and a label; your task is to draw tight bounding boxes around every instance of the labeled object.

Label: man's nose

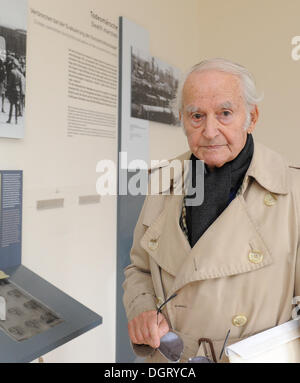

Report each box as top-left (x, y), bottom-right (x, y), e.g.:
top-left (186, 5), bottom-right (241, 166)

top-left (202, 115), bottom-right (219, 140)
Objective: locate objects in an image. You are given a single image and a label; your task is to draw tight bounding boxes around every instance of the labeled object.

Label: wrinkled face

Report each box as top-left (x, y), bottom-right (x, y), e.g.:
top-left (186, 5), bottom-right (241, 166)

top-left (181, 70), bottom-right (257, 169)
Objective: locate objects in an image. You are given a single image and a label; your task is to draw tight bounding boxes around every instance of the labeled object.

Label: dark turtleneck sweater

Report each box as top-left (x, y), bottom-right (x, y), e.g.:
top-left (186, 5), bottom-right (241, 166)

top-left (185, 133), bottom-right (254, 248)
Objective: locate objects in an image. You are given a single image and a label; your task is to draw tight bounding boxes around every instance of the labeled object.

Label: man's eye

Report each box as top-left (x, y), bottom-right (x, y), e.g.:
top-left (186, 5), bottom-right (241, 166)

top-left (192, 113), bottom-right (202, 120)
top-left (222, 110), bottom-right (232, 117)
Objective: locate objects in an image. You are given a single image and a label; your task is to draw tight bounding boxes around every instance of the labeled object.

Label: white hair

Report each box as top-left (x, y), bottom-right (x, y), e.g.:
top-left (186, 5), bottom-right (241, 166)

top-left (178, 58), bottom-right (263, 131)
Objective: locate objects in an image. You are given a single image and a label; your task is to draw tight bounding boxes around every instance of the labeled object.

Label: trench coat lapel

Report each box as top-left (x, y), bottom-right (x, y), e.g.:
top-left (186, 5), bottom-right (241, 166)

top-left (141, 139), bottom-right (289, 295)
top-left (168, 193), bottom-right (273, 296)
top-left (141, 189), bottom-right (273, 293)
top-left (140, 193), bottom-right (189, 277)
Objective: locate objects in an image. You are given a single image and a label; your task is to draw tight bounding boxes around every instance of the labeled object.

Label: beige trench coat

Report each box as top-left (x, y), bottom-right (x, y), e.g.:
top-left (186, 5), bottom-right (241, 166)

top-left (122, 140), bottom-right (300, 363)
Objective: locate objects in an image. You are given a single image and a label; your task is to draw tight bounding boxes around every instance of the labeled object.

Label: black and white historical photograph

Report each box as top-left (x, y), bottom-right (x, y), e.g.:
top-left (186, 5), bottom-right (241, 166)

top-left (131, 46), bottom-right (181, 126)
top-left (0, 0), bottom-right (27, 138)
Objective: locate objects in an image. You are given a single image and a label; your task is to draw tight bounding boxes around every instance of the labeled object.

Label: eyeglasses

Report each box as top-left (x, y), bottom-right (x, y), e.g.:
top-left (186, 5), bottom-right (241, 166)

top-left (156, 294), bottom-right (231, 363)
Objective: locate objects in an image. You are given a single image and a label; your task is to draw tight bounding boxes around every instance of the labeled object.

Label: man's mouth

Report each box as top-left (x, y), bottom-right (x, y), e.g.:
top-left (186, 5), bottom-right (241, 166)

top-left (203, 145), bottom-right (226, 150)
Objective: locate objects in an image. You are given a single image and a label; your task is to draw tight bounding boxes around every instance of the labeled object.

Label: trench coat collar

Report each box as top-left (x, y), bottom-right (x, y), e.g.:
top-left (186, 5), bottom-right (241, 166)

top-left (151, 138), bottom-right (290, 196)
top-left (142, 178), bottom-right (274, 292)
top-left (143, 138), bottom-right (290, 295)
top-left (240, 140), bottom-right (289, 195)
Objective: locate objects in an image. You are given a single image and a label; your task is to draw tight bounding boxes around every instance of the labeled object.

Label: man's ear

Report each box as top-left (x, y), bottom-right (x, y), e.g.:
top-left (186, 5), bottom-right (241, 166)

top-left (247, 105), bottom-right (259, 134)
top-left (179, 111), bottom-right (182, 122)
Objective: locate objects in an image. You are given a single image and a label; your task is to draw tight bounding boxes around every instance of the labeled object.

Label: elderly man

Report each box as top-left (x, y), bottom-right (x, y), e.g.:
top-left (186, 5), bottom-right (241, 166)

top-left (122, 58), bottom-right (300, 363)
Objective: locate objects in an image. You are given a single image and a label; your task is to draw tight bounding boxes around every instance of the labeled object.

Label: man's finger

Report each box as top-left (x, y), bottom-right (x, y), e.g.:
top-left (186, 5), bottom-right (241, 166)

top-left (158, 317), bottom-right (170, 338)
top-left (157, 312), bottom-right (166, 325)
top-left (134, 326), bottom-right (145, 344)
top-left (128, 321), bottom-right (138, 344)
top-left (141, 324), bottom-right (151, 344)
top-left (148, 316), bottom-right (160, 349)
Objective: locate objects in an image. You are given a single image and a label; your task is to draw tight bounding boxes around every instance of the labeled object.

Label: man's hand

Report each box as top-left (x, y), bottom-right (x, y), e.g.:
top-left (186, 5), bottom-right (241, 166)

top-left (128, 310), bottom-right (170, 349)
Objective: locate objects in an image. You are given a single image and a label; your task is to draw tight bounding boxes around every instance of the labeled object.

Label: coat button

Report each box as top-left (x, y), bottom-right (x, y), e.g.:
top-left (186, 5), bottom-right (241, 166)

top-left (148, 239), bottom-right (158, 251)
top-left (232, 314), bottom-right (247, 327)
top-left (248, 250), bottom-right (263, 264)
top-left (264, 193), bottom-right (277, 206)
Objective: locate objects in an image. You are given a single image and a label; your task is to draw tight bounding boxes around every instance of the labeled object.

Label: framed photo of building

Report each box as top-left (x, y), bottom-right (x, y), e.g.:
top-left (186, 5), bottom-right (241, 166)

top-left (131, 46), bottom-right (181, 126)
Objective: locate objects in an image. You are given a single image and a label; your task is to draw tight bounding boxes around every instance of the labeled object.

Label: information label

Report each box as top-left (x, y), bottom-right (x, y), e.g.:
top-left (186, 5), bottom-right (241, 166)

top-left (0, 170), bottom-right (22, 269)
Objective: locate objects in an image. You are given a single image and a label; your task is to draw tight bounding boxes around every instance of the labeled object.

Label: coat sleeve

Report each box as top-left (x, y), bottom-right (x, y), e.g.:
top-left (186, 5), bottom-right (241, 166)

top-left (122, 196), bottom-right (160, 358)
top-left (122, 196), bottom-right (158, 322)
